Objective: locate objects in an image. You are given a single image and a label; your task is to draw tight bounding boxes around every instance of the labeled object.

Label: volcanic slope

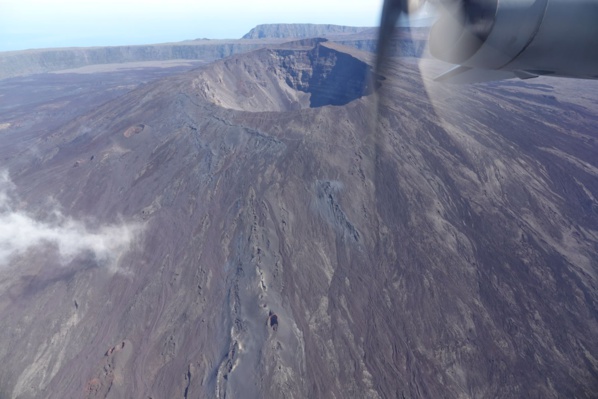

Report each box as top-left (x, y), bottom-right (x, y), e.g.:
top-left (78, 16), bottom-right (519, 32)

top-left (0, 40), bottom-right (597, 399)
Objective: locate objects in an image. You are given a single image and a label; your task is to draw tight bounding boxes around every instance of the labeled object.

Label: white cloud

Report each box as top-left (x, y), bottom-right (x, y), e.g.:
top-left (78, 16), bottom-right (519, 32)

top-left (0, 171), bottom-right (142, 272)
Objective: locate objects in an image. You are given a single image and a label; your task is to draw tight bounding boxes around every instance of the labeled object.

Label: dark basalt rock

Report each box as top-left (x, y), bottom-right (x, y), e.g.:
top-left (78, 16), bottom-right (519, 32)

top-left (280, 41), bottom-right (379, 108)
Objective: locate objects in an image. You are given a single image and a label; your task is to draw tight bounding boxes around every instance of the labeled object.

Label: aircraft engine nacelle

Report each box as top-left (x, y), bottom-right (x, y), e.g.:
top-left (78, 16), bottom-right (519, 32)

top-left (429, 0), bottom-right (598, 80)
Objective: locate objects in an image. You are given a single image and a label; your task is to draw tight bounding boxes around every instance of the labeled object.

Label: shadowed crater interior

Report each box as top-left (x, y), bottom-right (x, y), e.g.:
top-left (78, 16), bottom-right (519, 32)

top-left (194, 39), bottom-right (380, 112)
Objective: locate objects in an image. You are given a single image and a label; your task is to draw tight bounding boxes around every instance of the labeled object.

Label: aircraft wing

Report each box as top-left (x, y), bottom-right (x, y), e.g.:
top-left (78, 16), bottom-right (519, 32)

top-left (434, 65), bottom-right (539, 84)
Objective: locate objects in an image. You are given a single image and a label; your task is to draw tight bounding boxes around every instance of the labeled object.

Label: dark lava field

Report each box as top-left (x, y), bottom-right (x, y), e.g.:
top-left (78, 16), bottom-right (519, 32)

top-left (0, 31), bottom-right (597, 399)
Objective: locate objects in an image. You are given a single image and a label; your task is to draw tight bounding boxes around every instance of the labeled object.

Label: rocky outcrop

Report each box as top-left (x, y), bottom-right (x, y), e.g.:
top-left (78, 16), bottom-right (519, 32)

top-left (194, 40), bottom-right (380, 111)
top-left (242, 23), bottom-right (372, 39)
top-left (242, 24), bottom-right (428, 57)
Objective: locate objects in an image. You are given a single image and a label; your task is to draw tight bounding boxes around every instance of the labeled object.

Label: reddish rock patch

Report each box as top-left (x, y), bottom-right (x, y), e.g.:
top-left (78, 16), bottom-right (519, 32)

top-left (123, 124), bottom-right (145, 138)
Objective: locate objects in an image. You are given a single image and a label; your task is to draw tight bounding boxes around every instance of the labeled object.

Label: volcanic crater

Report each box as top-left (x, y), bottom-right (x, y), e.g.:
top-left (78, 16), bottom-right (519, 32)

top-left (193, 39), bottom-right (379, 112)
top-left (1, 27), bottom-right (598, 399)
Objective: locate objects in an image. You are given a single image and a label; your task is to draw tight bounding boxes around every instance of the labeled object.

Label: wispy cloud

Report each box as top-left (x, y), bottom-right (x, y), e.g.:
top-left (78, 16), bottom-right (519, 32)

top-left (0, 170), bottom-right (142, 272)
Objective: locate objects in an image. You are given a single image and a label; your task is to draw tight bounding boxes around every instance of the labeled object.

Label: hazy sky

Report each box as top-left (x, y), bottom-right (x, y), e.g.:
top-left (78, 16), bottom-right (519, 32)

top-left (0, 0), bottom-right (388, 51)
